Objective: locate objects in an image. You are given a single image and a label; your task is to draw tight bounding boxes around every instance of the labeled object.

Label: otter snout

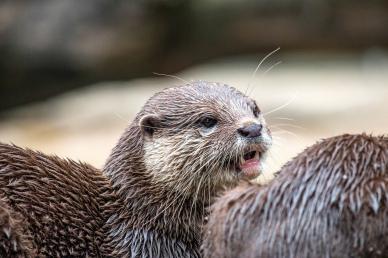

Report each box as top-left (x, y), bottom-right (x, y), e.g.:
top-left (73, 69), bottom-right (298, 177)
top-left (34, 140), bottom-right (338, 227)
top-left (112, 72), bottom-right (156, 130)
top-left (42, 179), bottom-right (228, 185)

top-left (238, 123), bottom-right (263, 138)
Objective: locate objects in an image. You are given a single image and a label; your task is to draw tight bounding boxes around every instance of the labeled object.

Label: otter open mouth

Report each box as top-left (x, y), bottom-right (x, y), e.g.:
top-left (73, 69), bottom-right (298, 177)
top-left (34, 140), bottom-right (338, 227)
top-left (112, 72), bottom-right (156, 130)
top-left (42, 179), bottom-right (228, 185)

top-left (236, 148), bottom-right (263, 180)
top-left (243, 150), bottom-right (257, 161)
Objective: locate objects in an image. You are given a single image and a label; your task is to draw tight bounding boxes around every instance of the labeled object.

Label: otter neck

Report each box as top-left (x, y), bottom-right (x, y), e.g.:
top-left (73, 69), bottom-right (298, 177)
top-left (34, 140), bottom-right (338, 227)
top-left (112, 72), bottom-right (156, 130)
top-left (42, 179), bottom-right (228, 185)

top-left (103, 124), bottom-right (207, 248)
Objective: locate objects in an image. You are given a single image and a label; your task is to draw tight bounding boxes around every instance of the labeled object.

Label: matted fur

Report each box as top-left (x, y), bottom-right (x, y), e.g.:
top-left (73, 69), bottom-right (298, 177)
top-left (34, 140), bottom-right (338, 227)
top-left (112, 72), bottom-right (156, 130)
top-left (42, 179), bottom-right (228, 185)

top-left (0, 144), bottom-right (113, 257)
top-left (0, 198), bottom-right (35, 257)
top-left (101, 81), bottom-right (271, 257)
top-left (0, 81), bottom-right (270, 257)
top-left (203, 134), bottom-right (388, 258)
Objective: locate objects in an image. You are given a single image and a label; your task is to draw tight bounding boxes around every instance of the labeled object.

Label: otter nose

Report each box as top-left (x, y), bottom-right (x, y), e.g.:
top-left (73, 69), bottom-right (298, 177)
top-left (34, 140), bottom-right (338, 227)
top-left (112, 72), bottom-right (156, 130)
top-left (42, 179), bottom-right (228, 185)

top-left (238, 124), bottom-right (263, 138)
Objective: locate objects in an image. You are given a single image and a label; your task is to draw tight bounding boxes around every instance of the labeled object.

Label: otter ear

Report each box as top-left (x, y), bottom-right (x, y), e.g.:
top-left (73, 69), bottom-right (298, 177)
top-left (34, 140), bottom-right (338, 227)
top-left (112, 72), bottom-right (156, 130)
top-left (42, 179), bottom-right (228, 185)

top-left (139, 114), bottom-right (161, 137)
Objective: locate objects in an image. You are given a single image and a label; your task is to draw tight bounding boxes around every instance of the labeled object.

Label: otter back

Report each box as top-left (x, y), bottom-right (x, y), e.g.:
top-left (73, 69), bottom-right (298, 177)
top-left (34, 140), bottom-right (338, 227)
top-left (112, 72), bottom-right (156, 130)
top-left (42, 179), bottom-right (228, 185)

top-left (203, 134), bottom-right (388, 258)
top-left (0, 143), bottom-right (113, 257)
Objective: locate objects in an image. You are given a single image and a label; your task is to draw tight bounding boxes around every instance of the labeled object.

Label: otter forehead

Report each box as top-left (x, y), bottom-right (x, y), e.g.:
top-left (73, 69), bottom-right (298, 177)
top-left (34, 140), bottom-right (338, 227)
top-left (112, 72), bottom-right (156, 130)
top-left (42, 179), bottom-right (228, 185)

top-left (142, 81), bottom-right (258, 120)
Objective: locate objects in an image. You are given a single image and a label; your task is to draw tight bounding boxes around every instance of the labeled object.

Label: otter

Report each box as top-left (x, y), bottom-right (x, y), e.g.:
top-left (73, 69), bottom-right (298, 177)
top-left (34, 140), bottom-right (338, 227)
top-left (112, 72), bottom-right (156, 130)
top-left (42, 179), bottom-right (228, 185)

top-left (203, 134), bottom-right (388, 258)
top-left (100, 81), bottom-right (272, 257)
top-left (0, 144), bottom-right (113, 257)
top-left (0, 81), bottom-right (271, 257)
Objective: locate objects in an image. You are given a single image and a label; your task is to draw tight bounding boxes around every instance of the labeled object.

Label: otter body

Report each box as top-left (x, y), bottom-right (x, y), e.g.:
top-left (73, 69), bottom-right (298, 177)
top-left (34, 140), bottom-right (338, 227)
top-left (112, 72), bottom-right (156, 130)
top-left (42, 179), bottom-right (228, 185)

top-left (203, 134), bottom-right (388, 258)
top-left (101, 81), bottom-right (271, 257)
top-left (0, 144), bottom-right (113, 257)
top-left (0, 81), bottom-right (271, 257)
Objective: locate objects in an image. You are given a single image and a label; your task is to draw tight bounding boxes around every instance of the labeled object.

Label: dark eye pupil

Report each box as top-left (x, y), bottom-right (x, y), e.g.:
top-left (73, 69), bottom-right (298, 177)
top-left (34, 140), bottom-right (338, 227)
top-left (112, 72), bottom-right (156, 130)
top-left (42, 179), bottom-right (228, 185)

top-left (201, 117), bottom-right (217, 128)
top-left (254, 108), bottom-right (260, 117)
top-left (253, 105), bottom-right (260, 118)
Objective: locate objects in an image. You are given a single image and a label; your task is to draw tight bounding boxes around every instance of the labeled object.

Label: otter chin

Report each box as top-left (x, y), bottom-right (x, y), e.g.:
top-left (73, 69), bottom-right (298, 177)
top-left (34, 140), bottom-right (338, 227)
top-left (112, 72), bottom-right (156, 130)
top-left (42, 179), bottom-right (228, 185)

top-left (101, 81), bottom-right (272, 257)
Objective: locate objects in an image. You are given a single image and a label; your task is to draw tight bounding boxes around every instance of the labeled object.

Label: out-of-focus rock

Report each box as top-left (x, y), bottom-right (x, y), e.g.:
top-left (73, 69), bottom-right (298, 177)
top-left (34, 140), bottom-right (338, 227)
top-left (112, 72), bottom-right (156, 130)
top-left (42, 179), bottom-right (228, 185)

top-left (0, 0), bottom-right (388, 111)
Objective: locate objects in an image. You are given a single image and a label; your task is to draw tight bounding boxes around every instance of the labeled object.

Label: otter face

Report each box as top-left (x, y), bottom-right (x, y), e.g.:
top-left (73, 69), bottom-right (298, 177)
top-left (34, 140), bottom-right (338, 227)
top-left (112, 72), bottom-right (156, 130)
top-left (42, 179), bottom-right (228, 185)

top-left (139, 81), bottom-right (272, 194)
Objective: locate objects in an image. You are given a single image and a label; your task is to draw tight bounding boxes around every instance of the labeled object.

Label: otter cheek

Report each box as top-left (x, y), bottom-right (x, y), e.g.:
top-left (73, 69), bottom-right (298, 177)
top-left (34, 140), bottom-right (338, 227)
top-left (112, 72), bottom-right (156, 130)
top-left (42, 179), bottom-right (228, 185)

top-left (143, 139), bottom-right (170, 177)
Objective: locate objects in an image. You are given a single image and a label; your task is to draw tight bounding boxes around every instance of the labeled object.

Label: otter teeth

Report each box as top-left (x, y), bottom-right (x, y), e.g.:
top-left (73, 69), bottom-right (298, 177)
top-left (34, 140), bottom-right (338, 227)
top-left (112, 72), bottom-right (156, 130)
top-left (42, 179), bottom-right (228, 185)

top-left (236, 149), bottom-right (262, 171)
top-left (243, 151), bottom-right (257, 161)
top-left (239, 156), bottom-right (246, 166)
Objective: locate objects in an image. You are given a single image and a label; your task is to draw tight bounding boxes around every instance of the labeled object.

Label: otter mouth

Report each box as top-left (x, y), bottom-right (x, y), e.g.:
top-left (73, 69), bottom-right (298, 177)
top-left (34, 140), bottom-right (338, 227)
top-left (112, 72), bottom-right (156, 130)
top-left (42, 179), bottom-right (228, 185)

top-left (235, 147), bottom-right (264, 180)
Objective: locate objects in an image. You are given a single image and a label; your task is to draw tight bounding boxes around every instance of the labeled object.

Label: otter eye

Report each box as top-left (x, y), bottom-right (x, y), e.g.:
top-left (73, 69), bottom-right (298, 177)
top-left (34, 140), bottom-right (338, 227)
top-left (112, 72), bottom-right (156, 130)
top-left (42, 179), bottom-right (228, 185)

top-left (253, 103), bottom-right (260, 118)
top-left (200, 117), bottom-right (218, 128)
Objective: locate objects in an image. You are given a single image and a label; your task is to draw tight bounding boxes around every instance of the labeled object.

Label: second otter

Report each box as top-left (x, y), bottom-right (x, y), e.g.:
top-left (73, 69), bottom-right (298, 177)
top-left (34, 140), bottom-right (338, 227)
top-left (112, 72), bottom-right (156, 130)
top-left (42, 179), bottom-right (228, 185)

top-left (203, 134), bottom-right (388, 258)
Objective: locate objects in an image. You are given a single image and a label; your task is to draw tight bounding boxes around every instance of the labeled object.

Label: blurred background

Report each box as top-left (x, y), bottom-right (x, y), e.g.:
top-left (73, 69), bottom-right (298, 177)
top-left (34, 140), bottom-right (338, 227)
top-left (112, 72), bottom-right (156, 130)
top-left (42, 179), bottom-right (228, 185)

top-left (0, 0), bottom-right (387, 178)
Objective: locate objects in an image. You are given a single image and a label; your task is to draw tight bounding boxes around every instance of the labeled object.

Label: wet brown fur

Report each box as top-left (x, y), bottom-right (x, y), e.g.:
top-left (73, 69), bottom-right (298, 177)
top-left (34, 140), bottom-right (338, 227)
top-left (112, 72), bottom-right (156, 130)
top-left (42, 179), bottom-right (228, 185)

top-left (203, 134), bottom-right (388, 258)
top-left (0, 81), bottom-right (270, 257)
top-left (0, 197), bottom-right (35, 257)
top-left (101, 81), bottom-right (271, 257)
top-left (0, 144), bottom-right (113, 257)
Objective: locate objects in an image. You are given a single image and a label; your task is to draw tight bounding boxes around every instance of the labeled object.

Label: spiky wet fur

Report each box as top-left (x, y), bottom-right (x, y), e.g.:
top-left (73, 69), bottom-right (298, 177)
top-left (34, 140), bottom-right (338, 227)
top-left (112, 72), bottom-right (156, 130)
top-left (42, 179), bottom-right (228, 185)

top-left (203, 134), bottom-right (388, 258)
top-left (0, 144), bottom-right (113, 257)
top-left (0, 81), bottom-right (270, 257)
top-left (101, 81), bottom-right (271, 257)
top-left (0, 198), bottom-right (35, 257)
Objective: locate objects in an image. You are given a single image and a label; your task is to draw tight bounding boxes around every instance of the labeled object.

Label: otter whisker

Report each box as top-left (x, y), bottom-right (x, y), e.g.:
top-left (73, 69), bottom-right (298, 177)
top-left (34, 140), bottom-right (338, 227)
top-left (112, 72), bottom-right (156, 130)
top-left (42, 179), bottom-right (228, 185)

top-left (263, 95), bottom-right (297, 116)
top-left (269, 142), bottom-right (284, 148)
top-left (272, 131), bottom-right (303, 146)
top-left (263, 60), bottom-right (282, 75)
top-left (271, 138), bottom-right (284, 146)
top-left (114, 112), bottom-right (130, 122)
top-left (153, 72), bottom-right (189, 84)
top-left (270, 134), bottom-right (283, 139)
top-left (271, 117), bottom-right (296, 121)
top-left (270, 124), bottom-right (305, 130)
top-left (271, 129), bottom-right (301, 139)
top-left (245, 47), bottom-right (281, 95)
top-left (248, 60), bottom-right (283, 97)
top-left (270, 126), bottom-right (298, 134)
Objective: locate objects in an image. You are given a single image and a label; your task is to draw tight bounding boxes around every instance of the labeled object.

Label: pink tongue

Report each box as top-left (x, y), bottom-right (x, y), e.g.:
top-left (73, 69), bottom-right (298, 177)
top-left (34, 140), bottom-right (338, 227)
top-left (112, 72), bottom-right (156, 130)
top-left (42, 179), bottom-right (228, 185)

top-left (240, 159), bottom-right (259, 169)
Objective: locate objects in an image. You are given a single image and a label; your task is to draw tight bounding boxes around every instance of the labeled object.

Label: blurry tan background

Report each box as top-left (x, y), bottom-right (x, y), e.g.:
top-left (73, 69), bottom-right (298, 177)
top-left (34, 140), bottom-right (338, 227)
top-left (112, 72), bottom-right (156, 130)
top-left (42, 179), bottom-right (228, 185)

top-left (0, 1), bottom-right (387, 179)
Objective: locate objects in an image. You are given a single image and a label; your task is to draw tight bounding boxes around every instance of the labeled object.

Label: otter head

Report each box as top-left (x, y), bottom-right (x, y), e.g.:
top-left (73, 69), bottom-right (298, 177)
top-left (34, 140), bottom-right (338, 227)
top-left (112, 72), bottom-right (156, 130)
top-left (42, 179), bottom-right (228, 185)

top-left (136, 81), bottom-right (272, 196)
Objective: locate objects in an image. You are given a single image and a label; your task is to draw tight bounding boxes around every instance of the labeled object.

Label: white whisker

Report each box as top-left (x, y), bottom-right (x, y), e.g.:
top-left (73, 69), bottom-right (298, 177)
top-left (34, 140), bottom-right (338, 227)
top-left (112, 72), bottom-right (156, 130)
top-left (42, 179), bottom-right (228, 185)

top-left (271, 124), bottom-right (305, 130)
top-left (264, 95), bottom-right (297, 116)
top-left (248, 60), bottom-right (283, 96)
top-left (114, 112), bottom-right (129, 122)
top-left (153, 72), bottom-right (189, 84)
top-left (245, 47), bottom-right (281, 95)
top-left (271, 117), bottom-right (295, 121)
